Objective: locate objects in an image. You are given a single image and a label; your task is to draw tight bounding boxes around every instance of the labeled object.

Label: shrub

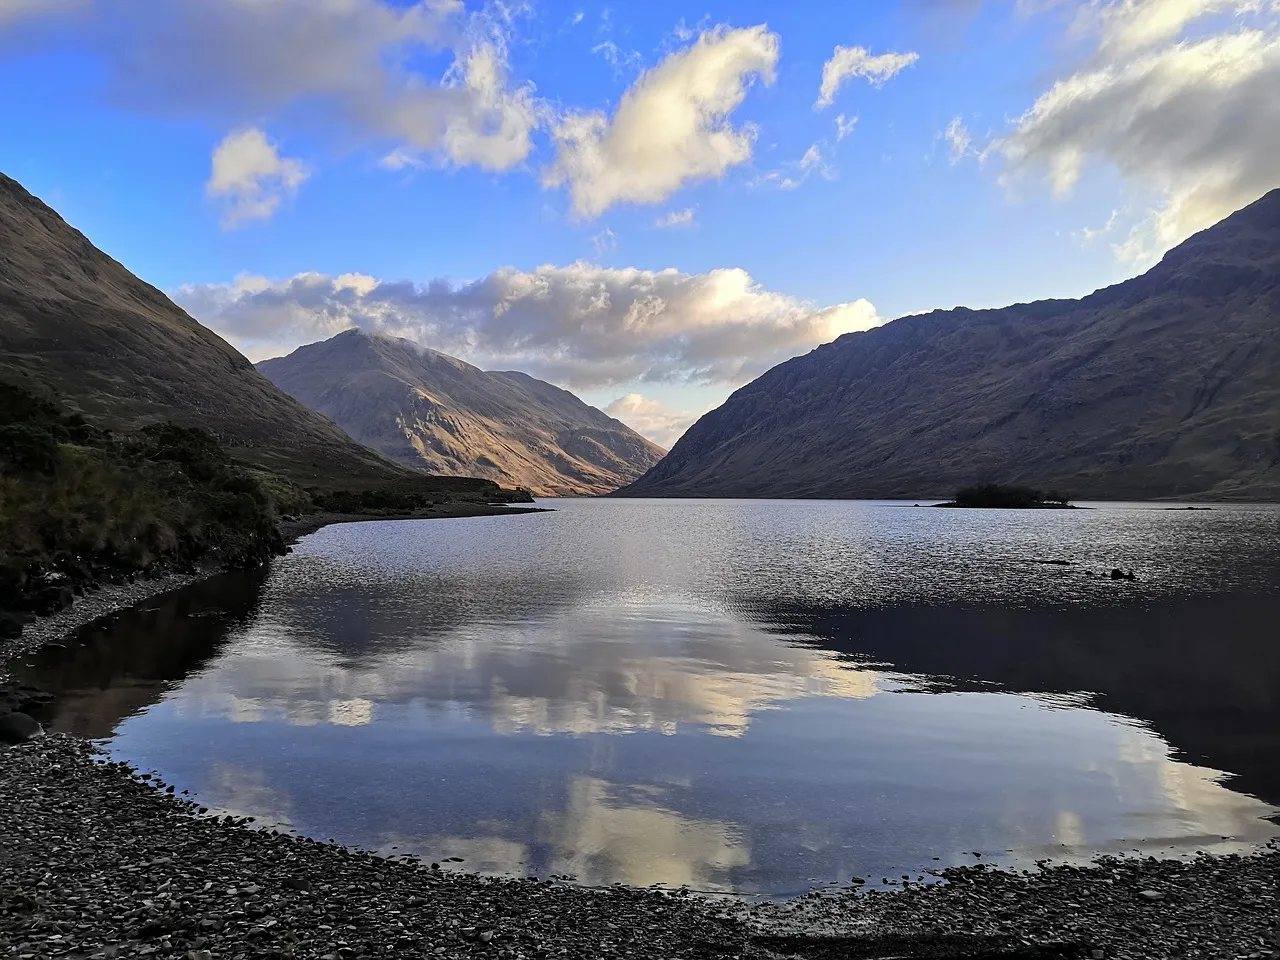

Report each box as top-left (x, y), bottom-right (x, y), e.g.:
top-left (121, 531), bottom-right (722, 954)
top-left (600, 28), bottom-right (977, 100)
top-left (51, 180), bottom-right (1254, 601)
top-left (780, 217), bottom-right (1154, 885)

top-left (0, 384), bottom-right (286, 602)
top-left (952, 484), bottom-right (1072, 508)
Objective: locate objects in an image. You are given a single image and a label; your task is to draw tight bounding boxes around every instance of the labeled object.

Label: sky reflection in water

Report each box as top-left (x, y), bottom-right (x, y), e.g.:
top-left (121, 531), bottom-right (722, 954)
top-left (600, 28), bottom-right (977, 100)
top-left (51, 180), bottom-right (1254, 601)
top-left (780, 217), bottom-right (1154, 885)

top-left (21, 499), bottom-right (1280, 896)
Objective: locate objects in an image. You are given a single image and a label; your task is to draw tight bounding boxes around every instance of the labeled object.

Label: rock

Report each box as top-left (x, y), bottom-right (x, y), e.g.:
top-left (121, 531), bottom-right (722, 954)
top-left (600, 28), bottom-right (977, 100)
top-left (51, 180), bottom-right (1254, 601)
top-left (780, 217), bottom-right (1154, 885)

top-left (0, 711), bottom-right (44, 745)
top-left (1139, 889), bottom-right (1165, 900)
top-left (1110, 568), bottom-right (1126, 580)
top-left (35, 585), bottom-right (75, 614)
top-left (0, 610), bottom-right (22, 639)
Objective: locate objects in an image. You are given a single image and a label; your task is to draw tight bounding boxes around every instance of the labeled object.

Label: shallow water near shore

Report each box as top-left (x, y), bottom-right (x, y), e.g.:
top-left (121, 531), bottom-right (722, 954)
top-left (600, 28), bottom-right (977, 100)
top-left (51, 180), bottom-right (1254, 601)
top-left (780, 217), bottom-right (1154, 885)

top-left (15, 499), bottom-right (1280, 897)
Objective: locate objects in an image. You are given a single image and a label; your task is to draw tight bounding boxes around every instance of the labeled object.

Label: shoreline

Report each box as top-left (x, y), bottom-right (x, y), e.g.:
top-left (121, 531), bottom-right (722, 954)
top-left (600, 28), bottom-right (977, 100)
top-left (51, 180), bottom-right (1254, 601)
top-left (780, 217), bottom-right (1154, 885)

top-left (3, 504), bottom-right (1279, 958)
top-left (0, 502), bottom-right (546, 673)
top-left (3, 735), bottom-right (1277, 959)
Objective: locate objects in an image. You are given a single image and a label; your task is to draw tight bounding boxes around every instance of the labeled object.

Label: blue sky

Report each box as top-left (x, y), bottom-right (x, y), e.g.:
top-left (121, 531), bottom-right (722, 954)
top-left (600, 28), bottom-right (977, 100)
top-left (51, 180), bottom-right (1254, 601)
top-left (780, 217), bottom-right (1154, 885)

top-left (2, 0), bottom-right (1277, 446)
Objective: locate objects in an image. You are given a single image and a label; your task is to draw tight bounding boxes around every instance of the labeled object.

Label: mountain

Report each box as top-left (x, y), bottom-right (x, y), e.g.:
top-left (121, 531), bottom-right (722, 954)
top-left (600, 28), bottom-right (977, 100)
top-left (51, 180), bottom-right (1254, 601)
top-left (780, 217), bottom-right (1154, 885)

top-left (257, 330), bottom-right (666, 496)
top-left (0, 172), bottom-right (409, 488)
top-left (622, 189), bottom-right (1280, 501)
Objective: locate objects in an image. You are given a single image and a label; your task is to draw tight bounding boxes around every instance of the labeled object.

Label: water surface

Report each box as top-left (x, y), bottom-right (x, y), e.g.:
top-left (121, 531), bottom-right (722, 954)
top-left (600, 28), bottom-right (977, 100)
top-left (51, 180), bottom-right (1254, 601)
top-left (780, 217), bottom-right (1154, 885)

top-left (19, 499), bottom-right (1280, 897)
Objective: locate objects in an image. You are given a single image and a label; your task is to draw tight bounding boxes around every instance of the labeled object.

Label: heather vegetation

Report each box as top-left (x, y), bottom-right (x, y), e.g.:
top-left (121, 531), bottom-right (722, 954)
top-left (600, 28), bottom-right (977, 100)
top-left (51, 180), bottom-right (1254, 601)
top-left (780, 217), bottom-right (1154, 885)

top-left (0, 382), bottom-right (535, 618)
top-left (0, 383), bottom-right (288, 611)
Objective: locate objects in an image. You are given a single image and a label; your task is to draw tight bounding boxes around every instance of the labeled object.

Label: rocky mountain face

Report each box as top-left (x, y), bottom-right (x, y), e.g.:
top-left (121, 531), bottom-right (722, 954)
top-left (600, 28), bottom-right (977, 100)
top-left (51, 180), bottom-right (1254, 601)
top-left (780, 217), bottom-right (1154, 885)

top-left (257, 330), bottom-right (666, 496)
top-left (0, 172), bottom-right (406, 488)
top-left (622, 188), bottom-right (1280, 501)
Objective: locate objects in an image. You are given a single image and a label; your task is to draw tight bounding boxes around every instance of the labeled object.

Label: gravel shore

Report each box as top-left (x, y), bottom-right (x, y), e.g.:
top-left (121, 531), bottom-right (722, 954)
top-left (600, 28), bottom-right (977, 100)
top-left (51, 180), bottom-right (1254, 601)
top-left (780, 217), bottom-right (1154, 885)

top-left (3, 734), bottom-right (1278, 960)
top-left (1, 735), bottom-right (748, 960)
top-left (1, 571), bottom-right (210, 666)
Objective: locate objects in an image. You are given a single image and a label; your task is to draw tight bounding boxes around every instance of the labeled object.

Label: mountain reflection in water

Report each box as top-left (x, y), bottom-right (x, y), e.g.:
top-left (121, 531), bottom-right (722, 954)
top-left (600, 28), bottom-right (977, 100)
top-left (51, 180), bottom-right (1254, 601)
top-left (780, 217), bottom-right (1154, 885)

top-left (14, 500), bottom-right (1280, 896)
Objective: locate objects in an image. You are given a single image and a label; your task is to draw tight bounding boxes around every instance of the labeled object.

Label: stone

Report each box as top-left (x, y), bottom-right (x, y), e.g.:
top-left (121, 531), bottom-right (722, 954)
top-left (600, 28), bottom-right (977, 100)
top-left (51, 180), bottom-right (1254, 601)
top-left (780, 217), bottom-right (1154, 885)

top-left (0, 711), bottom-right (44, 745)
top-left (0, 610), bottom-right (22, 639)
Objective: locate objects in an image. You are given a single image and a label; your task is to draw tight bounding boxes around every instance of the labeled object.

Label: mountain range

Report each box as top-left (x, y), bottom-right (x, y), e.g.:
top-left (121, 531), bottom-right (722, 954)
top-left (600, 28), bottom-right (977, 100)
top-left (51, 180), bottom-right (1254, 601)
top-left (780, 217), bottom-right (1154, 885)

top-left (258, 331), bottom-right (665, 496)
top-left (622, 188), bottom-right (1280, 501)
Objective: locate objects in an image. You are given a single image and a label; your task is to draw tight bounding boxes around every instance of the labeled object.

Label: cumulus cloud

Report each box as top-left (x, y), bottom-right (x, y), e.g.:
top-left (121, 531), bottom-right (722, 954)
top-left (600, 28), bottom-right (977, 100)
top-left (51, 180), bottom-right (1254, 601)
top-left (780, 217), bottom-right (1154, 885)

top-left (834, 113), bottom-right (859, 141)
top-left (206, 128), bottom-right (309, 228)
top-left (654, 208), bottom-right (696, 229)
top-left (604, 394), bottom-right (698, 449)
top-left (999, 15), bottom-right (1280, 260)
top-left (816, 46), bottom-right (919, 108)
top-left (175, 263), bottom-right (883, 388)
top-left (543, 25), bottom-right (779, 218)
top-left (3, 0), bottom-right (538, 173)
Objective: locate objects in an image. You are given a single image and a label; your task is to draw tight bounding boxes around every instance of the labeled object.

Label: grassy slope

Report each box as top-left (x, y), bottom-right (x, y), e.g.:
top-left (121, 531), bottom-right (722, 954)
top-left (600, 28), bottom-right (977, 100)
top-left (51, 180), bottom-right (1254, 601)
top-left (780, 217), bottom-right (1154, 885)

top-left (0, 384), bottom-right (289, 608)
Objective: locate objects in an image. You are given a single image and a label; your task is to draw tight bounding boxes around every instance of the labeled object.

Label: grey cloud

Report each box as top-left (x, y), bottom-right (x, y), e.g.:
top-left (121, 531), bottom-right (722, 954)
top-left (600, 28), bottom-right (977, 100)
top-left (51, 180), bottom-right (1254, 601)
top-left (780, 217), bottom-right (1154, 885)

top-left (2, 0), bottom-right (538, 172)
top-left (1000, 23), bottom-right (1280, 259)
top-left (175, 264), bottom-right (883, 390)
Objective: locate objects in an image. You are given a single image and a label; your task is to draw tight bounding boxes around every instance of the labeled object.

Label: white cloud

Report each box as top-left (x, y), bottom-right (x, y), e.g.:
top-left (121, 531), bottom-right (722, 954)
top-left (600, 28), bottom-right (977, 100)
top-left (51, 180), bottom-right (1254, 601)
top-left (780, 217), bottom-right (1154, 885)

top-left (379, 148), bottom-right (425, 172)
top-left (8, 0), bottom-right (538, 173)
top-left (175, 263), bottom-right (884, 388)
top-left (440, 40), bottom-right (539, 172)
top-left (816, 46), bottom-right (919, 108)
top-left (752, 144), bottom-right (835, 191)
top-left (591, 39), bottom-right (643, 74)
top-left (1083, 0), bottom-right (1265, 57)
top-left (1079, 208), bottom-right (1121, 242)
top-left (206, 128), bottom-right (309, 228)
top-left (999, 23), bottom-right (1280, 260)
top-left (654, 208), bottom-right (696, 229)
top-left (543, 25), bottom-right (779, 218)
top-left (590, 228), bottom-right (617, 257)
top-left (834, 113), bottom-right (859, 140)
top-left (945, 117), bottom-right (973, 163)
top-left (604, 394), bottom-right (698, 449)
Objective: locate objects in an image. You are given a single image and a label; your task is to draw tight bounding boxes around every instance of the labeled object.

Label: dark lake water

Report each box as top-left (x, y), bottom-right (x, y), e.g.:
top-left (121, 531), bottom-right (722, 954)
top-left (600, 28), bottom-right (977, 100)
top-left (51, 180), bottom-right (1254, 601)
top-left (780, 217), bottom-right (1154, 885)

top-left (16, 499), bottom-right (1280, 897)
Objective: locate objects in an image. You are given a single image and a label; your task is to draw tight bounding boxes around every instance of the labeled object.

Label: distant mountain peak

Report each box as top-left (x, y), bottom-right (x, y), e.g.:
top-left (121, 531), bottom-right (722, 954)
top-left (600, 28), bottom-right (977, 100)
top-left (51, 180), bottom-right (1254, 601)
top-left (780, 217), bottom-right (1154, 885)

top-left (258, 331), bottom-right (664, 496)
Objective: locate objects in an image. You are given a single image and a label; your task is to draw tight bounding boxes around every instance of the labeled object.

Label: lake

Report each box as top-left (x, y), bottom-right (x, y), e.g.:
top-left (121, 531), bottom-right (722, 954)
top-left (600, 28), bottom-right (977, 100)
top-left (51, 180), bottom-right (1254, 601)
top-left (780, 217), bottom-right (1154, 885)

top-left (17, 498), bottom-right (1280, 897)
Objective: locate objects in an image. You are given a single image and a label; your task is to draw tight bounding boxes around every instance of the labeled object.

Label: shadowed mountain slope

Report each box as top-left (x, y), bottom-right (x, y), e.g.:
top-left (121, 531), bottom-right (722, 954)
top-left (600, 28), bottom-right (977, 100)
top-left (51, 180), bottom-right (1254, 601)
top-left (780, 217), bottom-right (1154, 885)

top-left (621, 189), bottom-right (1280, 501)
top-left (258, 330), bottom-right (665, 496)
top-left (0, 172), bottom-right (416, 488)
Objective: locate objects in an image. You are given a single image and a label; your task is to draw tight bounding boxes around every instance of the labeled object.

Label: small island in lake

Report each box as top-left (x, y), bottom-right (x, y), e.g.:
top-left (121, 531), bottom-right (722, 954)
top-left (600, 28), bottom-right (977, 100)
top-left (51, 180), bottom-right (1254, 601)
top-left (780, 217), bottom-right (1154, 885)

top-left (934, 484), bottom-right (1077, 509)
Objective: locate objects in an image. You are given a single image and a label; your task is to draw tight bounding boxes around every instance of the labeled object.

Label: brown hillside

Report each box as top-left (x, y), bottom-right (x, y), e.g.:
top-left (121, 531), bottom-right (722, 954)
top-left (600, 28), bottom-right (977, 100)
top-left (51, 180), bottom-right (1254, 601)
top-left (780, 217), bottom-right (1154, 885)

top-left (0, 172), bottom-right (407, 488)
top-left (258, 330), bottom-right (665, 496)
